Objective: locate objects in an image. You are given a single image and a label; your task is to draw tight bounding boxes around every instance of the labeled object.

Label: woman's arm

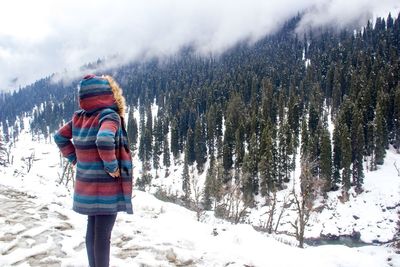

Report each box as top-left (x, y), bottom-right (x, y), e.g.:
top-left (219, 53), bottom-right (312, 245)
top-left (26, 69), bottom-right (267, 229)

top-left (96, 117), bottom-right (120, 177)
top-left (54, 121), bottom-right (77, 164)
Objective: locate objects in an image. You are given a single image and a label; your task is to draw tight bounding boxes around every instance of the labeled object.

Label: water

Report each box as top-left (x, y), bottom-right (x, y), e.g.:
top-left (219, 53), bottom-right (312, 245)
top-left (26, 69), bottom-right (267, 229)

top-left (305, 235), bottom-right (371, 247)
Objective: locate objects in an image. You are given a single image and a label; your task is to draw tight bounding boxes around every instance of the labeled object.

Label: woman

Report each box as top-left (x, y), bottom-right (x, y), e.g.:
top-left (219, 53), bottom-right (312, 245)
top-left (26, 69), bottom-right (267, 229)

top-left (54, 74), bottom-right (133, 267)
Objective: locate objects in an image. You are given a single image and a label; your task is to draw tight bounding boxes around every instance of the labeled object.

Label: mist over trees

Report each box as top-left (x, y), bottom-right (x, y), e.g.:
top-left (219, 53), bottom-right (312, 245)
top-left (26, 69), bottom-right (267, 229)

top-left (1, 13), bottom-right (400, 208)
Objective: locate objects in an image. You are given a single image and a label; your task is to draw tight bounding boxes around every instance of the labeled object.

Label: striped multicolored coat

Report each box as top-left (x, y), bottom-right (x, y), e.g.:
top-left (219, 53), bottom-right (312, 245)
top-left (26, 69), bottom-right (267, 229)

top-left (54, 75), bottom-right (133, 215)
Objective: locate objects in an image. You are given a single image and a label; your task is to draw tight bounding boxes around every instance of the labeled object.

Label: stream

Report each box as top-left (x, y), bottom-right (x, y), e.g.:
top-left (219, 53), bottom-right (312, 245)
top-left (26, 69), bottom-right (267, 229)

top-left (305, 234), bottom-right (373, 247)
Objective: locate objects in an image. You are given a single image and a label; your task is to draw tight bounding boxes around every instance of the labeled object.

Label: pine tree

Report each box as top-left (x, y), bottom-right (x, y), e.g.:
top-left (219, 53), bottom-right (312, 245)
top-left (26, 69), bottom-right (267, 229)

top-left (216, 135), bottom-right (223, 160)
top-left (215, 104), bottom-right (224, 140)
top-left (127, 107), bottom-right (138, 151)
top-left (287, 90), bottom-right (301, 148)
top-left (259, 123), bottom-right (277, 196)
top-left (153, 116), bottom-right (163, 171)
top-left (301, 117), bottom-right (309, 158)
top-left (325, 64), bottom-right (335, 105)
top-left (278, 88), bottom-right (286, 123)
top-left (182, 152), bottom-right (191, 200)
top-left (374, 99), bottom-right (387, 165)
top-left (278, 119), bottom-right (291, 185)
top-left (144, 105), bottom-right (153, 161)
top-left (170, 118), bottom-right (180, 160)
top-left (307, 133), bottom-right (320, 177)
top-left (308, 100), bottom-right (320, 135)
top-left (241, 149), bottom-right (257, 206)
top-left (203, 154), bottom-right (216, 210)
top-left (354, 123), bottom-right (365, 191)
top-left (241, 132), bottom-right (259, 197)
top-left (319, 116), bottom-right (332, 192)
top-left (393, 84), bottom-right (400, 152)
top-left (222, 121), bottom-right (234, 172)
top-left (223, 94), bottom-right (244, 172)
top-left (203, 155), bottom-right (223, 209)
top-left (331, 65), bottom-right (342, 115)
top-left (261, 78), bottom-right (277, 125)
top-left (163, 134), bottom-right (171, 168)
top-left (341, 125), bottom-right (352, 191)
top-left (351, 108), bottom-right (365, 191)
top-left (143, 126), bottom-right (153, 163)
top-left (332, 122), bottom-right (343, 188)
top-left (377, 89), bottom-right (390, 145)
top-left (138, 106), bottom-right (146, 161)
top-left (234, 122), bottom-right (245, 169)
top-left (194, 117), bottom-right (207, 172)
top-left (186, 128), bottom-right (196, 165)
top-left (206, 104), bottom-right (217, 156)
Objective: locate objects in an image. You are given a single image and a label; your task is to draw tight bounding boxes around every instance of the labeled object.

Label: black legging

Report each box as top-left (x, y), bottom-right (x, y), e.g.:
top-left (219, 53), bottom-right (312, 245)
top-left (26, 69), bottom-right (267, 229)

top-left (86, 214), bottom-right (117, 267)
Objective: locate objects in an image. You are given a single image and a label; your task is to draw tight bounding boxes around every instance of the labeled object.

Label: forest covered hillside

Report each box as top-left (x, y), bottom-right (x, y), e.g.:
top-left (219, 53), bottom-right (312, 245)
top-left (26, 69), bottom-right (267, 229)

top-left (1, 13), bottom-right (400, 247)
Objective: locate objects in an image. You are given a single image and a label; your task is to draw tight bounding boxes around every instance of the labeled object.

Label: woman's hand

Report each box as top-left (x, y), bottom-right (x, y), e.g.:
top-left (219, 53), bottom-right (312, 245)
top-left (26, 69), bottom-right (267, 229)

top-left (107, 168), bottom-right (121, 178)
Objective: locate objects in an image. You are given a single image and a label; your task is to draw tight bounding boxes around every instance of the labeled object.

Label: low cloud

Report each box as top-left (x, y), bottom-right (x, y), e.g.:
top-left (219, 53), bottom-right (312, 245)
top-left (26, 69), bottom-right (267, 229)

top-left (0, 0), bottom-right (398, 91)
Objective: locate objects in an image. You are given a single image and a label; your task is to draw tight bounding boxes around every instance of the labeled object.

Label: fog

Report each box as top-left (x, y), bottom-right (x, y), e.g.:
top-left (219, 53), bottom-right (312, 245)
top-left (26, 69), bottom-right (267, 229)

top-left (0, 0), bottom-right (398, 91)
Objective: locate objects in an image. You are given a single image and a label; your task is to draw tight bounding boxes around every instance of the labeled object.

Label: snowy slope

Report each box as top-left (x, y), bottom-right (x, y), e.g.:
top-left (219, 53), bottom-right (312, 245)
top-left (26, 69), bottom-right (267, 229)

top-left (307, 149), bottom-right (400, 243)
top-left (247, 148), bottom-right (400, 244)
top-left (0, 118), bottom-right (399, 266)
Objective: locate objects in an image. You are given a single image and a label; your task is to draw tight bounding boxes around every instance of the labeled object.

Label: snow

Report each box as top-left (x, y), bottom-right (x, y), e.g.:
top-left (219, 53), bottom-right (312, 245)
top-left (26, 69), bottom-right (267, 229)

top-left (0, 118), bottom-right (399, 266)
top-left (308, 152), bottom-right (400, 243)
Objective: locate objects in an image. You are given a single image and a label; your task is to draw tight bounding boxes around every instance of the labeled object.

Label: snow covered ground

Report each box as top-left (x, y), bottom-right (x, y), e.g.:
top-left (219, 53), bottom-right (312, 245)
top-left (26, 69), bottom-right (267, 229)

top-left (306, 149), bottom-right (400, 243)
top-left (248, 148), bottom-right (400, 244)
top-left (0, 122), bottom-right (399, 266)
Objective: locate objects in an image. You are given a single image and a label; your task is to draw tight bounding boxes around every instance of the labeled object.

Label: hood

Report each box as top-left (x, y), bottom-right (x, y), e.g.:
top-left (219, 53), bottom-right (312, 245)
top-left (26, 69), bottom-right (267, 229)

top-left (78, 74), bottom-right (118, 112)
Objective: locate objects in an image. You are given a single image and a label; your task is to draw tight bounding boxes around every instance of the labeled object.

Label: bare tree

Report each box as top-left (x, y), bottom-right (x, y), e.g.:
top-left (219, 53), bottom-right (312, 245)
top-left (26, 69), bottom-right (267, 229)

top-left (395, 210), bottom-right (400, 253)
top-left (215, 183), bottom-right (250, 224)
top-left (58, 159), bottom-right (75, 188)
top-left (0, 136), bottom-right (6, 166)
top-left (274, 194), bottom-right (290, 233)
top-left (22, 151), bottom-right (35, 173)
top-left (394, 161), bottom-right (400, 177)
top-left (290, 157), bottom-right (323, 248)
top-left (263, 191), bottom-right (277, 233)
top-left (0, 140), bottom-right (13, 166)
top-left (261, 191), bottom-right (290, 234)
top-left (191, 168), bottom-right (206, 221)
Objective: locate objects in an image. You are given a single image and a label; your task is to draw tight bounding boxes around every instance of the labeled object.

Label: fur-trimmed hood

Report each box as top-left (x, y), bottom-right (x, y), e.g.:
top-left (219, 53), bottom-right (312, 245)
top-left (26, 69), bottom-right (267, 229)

top-left (78, 74), bottom-right (118, 113)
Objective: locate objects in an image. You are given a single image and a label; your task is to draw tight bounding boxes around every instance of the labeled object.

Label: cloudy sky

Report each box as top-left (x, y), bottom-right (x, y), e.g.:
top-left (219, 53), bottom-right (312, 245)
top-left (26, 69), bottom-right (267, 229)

top-left (0, 0), bottom-right (398, 92)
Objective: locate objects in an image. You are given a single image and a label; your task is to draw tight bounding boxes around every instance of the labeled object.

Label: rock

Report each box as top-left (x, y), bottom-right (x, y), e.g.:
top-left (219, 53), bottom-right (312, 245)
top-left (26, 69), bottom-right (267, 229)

top-left (351, 231), bottom-right (361, 240)
top-left (54, 222), bottom-right (73, 231)
top-left (177, 259), bottom-right (195, 266)
top-left (353, 215), bottom-right (360, 220)
top-left (212, 228), bottom-right (218, 236)
top-left (166, 248), bottom-right (177, 263)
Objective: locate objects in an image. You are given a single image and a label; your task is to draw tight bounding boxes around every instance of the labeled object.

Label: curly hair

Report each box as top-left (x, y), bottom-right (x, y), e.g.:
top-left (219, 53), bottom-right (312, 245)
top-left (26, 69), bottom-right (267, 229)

top-left (103, 75), bottom-right (126, 118)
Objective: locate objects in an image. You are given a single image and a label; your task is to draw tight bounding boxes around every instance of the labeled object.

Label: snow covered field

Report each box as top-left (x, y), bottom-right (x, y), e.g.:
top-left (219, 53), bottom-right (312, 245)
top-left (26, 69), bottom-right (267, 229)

top-left (0, 124), bottom-right (399, 266)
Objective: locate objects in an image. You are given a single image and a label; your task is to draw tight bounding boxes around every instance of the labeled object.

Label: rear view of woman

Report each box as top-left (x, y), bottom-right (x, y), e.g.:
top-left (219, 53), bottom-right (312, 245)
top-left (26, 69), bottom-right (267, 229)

top-left (54, 74), bottom-right (133, 267)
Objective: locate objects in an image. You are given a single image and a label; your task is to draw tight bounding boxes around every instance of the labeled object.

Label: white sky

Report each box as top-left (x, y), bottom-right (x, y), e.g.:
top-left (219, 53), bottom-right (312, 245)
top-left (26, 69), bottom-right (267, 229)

top-left (0, 0), bottom-right (398, 92)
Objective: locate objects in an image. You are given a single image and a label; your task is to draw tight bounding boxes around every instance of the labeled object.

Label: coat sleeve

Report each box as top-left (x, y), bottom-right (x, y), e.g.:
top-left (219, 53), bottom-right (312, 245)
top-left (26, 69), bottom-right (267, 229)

top-left (54, 120), bottom-right (77, 164)
top-left (96, 111), bottom-right (120, 173)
